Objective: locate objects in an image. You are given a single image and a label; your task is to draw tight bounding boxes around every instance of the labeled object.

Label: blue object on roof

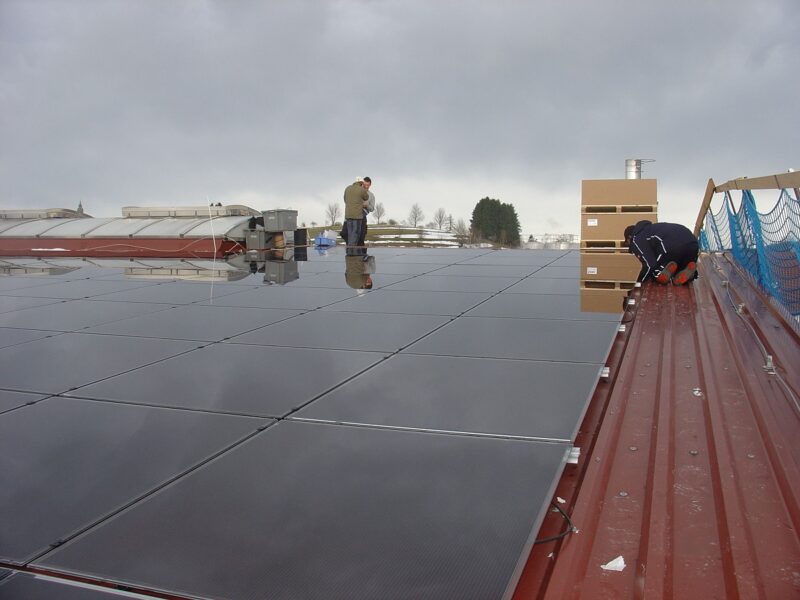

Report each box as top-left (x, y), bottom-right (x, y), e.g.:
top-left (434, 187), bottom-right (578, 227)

top-left (314, 235), bottom-right (337, 247)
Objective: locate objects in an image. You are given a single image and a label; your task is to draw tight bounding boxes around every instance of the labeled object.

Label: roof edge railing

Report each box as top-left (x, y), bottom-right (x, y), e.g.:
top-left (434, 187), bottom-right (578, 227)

top-left (693, 171), bottom-right (800, 237)
top-left (696, 170), bottom-right (800, 320)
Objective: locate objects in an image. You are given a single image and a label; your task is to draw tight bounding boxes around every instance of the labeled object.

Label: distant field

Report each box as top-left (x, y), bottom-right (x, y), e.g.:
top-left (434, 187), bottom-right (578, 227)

top-left (305, 225), bottom-right (463, 247)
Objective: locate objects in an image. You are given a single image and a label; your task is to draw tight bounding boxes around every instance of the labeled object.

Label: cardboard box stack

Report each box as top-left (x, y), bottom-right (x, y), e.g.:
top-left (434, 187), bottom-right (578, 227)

top-left (580, 179), bottom-right (658, 312)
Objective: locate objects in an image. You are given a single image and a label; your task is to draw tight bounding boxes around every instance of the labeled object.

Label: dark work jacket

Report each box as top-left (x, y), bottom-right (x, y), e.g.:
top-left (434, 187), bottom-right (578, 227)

top-left (628, 221), bottom-right (696, 281)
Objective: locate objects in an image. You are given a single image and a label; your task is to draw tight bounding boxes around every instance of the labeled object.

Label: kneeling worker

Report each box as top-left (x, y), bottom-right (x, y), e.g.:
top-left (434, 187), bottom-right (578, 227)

top-left (624, 220), bottom-right (699, 285)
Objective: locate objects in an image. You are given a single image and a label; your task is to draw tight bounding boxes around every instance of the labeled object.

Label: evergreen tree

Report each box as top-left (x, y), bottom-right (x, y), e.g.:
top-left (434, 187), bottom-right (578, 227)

top-left (470, 197), bottom-right (521, 246)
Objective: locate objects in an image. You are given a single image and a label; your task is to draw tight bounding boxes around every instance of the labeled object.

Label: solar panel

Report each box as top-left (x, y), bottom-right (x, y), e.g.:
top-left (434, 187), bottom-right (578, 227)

top-left (0, 279), bottom-right (159, 300)
top-left (404, 315), bottom-right (618, 362)
top-left (0, 296), bottom-right (61, 314)
top-left (431, 264), bottom-right (540, 278)
top-left (0, 278), bottom-right (60, 293)
top-left (94, 281), bottom-right (249, 305)
top-left (530, 265), bottom-right (581, 279)
top-left (0, 333), bottom-right (196, 394)
top-left (464, 293), bottom-right (621, 321)
top-left (504, 277), bottom-right (580, 295)
top-left (0, 397), bottom-right (265, 564)
top-left (38, 420), bottom-right (569, 600)
top-left (0, 300), bottom-right (173, 331)
top-left (83, 304), bottom-right (302, 342)
top-left (458, 251), bottom-right (566, 266)
top-left (0, 327), bottom-right (57, 349)
top-left (69, 344), bottom-right (384, 417)
top-left (294, 353), bottom-right (601, 441)
top-left (193, 285), bottom-right (357, 310)
top-left (358, 262), bottom-right (439, 275)
top-left (0, 248), bottom-right (621, 598)
top-left (0, 390), bottom-right (46, 414)
top-left (325, 288), bottom-right (493, 316)
top-left (229, 310), bottom-right (451, 352)
top-left (384, 274), bottom-right (521, 293)
top-left (282, 271), bottom-right (409, 289)
top-left (378, 253), bottom-right (468, 265)
top-left (548, 253), bottom-right (580, 266)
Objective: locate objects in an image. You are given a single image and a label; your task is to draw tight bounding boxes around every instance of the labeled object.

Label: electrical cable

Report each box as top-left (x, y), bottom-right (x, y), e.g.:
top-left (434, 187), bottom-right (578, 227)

top-left (533, 501), bottom-right (577, 545)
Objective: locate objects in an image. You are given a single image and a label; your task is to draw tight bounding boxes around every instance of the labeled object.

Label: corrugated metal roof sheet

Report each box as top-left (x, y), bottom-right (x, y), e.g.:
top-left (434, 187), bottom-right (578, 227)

top-left (514, 253), bottom-right (800, 599)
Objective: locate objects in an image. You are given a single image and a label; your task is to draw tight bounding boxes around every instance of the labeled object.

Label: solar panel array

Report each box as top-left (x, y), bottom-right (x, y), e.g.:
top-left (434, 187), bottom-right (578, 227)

top-left (0, 249), bottom-right (620, 599)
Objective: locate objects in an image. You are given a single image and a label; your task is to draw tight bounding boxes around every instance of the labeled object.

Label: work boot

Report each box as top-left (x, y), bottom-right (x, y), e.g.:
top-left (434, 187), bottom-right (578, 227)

top-left (673, 262), bottom-right (697, 285)
top-left (655, 261), bottom-right (678, 284)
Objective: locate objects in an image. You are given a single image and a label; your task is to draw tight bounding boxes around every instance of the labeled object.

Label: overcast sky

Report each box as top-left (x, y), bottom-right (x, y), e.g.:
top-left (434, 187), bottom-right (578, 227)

top-left (1, 0), bottom-right (796, 234)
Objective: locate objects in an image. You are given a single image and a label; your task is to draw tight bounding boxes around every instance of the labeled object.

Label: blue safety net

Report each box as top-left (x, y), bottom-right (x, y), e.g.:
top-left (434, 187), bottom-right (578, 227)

top-left (700, 188), bottom-right (800, 316)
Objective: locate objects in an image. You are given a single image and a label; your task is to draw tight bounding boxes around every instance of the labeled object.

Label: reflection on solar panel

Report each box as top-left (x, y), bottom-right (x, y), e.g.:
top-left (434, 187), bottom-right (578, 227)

top-left (0, 249), bottom-right (620, 599)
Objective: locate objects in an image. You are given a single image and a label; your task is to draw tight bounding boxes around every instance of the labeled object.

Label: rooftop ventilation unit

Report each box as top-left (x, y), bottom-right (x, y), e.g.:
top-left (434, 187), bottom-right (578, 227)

top-left (625, 158), bottom-right (655, 180)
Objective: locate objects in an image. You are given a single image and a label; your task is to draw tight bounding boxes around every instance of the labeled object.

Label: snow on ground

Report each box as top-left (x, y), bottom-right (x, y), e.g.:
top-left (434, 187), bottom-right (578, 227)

top-left (369, 239), bottom-right (459, 246)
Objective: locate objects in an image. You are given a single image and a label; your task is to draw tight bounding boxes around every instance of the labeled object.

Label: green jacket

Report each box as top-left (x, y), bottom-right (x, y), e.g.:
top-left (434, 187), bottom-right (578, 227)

top-left (344, 182), bottom-right (369, 219)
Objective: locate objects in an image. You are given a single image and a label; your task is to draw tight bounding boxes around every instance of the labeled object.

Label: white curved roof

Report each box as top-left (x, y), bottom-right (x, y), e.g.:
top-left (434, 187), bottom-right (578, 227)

top-left (0, 217), bottom-right (252, 239)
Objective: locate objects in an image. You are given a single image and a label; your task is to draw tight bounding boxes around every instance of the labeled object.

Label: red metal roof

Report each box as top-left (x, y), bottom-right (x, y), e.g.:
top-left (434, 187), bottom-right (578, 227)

top-left (514, 253), bottom-right (800, 599)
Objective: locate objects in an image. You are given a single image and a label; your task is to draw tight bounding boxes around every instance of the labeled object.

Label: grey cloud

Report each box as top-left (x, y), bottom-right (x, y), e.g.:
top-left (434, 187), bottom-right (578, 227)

top-left (1, 0), bottom-right (796, 230)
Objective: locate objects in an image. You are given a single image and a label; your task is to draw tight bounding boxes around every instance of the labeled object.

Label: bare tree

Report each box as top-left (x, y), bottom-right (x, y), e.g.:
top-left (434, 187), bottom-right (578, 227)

top-left (447, 214), bottom-right (454, 231)
top-left (433, 208), bottom-right (447, 230)
top-left (325, 202), bottom-right (341, 226)
top-left (408, 203), bottom-right (424, 227)
top-left (453, 218), bottom-right (470, 243)
top-left (373, 202), bottom-right (386, 223)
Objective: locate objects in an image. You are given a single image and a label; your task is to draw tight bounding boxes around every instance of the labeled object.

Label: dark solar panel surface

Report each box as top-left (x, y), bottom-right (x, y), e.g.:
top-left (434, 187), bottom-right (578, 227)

top-left (40, 421), bottom-right (569, 600)
top-left (83, 304), bottom-right (303, 342)
top-left (464, 292), bottom-right (620, 321)
top-left (295, 354), bottom-right (601, 440)
top-left (0, 300), bottom-right (173, 331)
top-left (0, 397), bottom-right (265, 564)
top-left (0, 279), bottom-right (160, 300)
top-left (0, 327), bottom-right (57, 349)
top-left (0, 390), bottom-right (46, 414)
top-left (0, 296), bottom-right (61, 314)
top-left (0, 249), bottom-right (620, 599)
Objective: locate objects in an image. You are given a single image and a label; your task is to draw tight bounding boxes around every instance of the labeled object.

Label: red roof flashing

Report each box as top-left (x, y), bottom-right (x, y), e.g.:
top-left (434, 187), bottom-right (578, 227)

top-left (516, 254), bottom-right (800, 599)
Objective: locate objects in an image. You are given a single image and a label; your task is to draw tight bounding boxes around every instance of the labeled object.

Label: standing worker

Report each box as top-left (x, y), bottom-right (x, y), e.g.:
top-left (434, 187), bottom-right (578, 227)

top-left (343, 178), bottom-right (369, 248)
top-left (624, 220), bottom-right (699, 285)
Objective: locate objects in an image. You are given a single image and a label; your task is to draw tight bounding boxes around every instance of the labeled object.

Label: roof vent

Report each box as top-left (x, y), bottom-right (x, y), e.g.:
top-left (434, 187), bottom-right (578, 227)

top-left (625, 158), bottom-right (655, 180)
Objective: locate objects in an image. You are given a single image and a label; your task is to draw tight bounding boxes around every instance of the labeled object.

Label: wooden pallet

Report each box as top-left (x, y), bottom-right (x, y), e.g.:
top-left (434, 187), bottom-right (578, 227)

top-left (581, 204), bottom-right (657, 214)
top-left (580, 280), bottom-right (637, 290)
top-left (580, 240), bottom-right (628, 249)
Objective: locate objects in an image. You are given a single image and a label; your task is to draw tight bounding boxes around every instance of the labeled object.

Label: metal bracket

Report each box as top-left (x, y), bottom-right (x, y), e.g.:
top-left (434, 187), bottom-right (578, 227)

top-left (618, 324), bottom-right (627, 333)
top-left (600, 366), bottom-right (610, 380)
top-left (763, 355), bottom-right (777, 374)
top-left (567, 447), bottom-right (581, 464)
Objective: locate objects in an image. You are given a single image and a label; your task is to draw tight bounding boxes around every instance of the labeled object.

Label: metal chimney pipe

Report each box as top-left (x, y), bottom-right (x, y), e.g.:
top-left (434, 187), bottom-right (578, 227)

top-left (625, 159), bottom-right (642, 180)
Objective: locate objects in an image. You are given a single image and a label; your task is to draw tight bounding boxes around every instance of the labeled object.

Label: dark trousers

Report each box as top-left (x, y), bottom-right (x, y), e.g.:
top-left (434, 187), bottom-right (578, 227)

top-left (664, 240), bottom-right (699, 271)
top-left (344, 218), bottom-right (364, 249)
top-left (342, 218), bottom-right (367, 247)
top-left (357, 218), bottom-right (368, 247)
